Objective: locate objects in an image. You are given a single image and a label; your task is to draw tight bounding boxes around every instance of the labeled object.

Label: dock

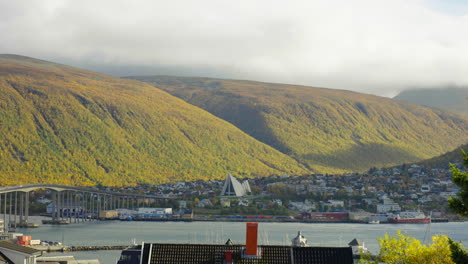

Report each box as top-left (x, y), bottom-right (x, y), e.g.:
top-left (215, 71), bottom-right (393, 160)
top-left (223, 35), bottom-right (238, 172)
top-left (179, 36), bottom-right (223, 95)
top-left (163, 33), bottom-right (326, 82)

top-left (31, 245), bottom-right (129, 252)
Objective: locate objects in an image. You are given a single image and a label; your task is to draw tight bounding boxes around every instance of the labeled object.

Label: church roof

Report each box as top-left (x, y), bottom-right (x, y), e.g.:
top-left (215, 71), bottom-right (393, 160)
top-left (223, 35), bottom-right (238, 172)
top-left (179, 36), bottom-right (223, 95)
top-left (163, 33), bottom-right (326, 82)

top-left (221, 173), bottom-right (251, 197)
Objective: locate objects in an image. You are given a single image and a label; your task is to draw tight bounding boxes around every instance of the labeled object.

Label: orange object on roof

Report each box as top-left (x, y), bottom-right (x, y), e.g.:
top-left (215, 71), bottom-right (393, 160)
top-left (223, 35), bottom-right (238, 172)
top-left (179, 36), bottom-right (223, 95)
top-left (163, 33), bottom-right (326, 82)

top-left (245, 222), bottom-right (258, 256)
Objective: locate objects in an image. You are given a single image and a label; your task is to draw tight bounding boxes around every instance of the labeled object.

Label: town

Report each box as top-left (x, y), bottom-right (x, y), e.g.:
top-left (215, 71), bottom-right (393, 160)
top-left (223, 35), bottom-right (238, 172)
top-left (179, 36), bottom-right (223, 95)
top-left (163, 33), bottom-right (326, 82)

top-left (27, 160), bottom-right (462, 223)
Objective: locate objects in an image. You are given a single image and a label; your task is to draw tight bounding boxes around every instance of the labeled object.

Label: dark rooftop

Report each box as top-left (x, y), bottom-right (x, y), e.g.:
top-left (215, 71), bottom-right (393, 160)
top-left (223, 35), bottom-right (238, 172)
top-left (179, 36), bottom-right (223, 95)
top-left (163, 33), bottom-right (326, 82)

top-left (143, 243), bottom-right (353, 264)
top-left (0, 251), bottom-right (14, 264)
top-left (0, 241), bottom-right (41, 255)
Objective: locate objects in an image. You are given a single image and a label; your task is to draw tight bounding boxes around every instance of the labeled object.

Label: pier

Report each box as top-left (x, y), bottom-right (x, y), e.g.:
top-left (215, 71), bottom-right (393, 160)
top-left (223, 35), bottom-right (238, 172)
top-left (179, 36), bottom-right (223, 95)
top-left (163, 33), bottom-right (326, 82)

top-left (31, 245), bottom-right (129, 252)
top-left (0, 184), bottom-right (173, 231)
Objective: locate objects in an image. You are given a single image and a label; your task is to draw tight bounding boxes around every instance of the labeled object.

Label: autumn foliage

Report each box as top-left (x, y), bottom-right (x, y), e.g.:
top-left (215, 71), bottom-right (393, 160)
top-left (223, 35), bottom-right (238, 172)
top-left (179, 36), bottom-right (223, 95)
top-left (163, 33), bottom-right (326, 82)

top-left (0, 55), bottom-right (308, 187)
top-left (130, 76), bottom-right (468, 173)
top-left (361, 231), bottom-right (455, 264)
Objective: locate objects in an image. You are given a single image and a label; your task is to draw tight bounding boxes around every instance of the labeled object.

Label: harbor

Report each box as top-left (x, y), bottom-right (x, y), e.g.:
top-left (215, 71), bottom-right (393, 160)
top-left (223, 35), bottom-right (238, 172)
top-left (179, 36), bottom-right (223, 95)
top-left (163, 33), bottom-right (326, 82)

top-left (7, 220), bottom-right (468, 263)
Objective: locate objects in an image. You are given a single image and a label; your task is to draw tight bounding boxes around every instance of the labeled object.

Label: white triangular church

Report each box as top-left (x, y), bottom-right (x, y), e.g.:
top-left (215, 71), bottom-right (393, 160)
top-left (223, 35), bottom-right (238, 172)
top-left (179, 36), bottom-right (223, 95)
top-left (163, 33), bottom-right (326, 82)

top-left (220, 173), bottom-right (251, 197)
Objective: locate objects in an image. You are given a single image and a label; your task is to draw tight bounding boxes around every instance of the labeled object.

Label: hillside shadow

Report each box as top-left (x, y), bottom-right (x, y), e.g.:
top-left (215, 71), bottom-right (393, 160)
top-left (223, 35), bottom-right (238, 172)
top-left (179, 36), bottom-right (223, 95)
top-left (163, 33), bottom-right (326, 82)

top-left (299, 142), bottom-right (421, 172)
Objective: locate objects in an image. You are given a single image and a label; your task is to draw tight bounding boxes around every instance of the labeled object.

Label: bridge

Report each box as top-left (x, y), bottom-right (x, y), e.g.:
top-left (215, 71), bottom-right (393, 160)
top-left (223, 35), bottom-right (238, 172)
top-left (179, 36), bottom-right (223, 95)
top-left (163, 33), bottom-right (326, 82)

top-left (0, 184), bottom-right (174, 231)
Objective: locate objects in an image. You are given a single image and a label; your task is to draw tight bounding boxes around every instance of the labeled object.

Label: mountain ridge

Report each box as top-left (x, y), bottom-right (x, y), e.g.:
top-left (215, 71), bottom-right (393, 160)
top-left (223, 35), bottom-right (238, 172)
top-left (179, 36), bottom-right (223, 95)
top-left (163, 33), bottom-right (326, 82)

top-left (127, 75), bottom-right (468, 173)
top-left (0, 55), bottom-right (309, 186)
top-left (394, 87), bottom-right (468, 116)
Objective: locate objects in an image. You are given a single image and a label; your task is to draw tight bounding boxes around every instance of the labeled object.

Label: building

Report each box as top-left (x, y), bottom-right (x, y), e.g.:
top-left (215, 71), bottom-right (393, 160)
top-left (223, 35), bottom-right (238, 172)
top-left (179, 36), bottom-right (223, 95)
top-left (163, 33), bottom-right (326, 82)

top-left (291, 231), bottom-right (308, 247)
top-left (133, 222), bottom-right (353, 264)
top-left (376, 198), bottom-right (401, 213)
top-left (220, 174), bottom-right (251, 197)
top-left (0, 240), bottom-right (41, 264)
top-left (0, 220), bottom-right (4, 234)
top-left (220, 198), bottom-right (231, 208)
top-left (178, 201), bottom-right (187, 209)
top-left (348, 238), bottom-right (367, 256)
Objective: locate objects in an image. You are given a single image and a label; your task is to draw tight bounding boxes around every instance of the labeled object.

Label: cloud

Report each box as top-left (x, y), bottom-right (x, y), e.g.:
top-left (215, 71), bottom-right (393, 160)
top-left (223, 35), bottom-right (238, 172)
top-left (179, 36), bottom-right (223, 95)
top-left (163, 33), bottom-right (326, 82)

top-left (1, 0), bottom-right (468, 96)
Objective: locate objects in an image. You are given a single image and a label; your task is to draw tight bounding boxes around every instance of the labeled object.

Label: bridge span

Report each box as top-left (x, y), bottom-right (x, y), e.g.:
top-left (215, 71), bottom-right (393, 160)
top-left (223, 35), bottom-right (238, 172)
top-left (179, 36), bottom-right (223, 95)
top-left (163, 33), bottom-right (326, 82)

top-left (0, 184), bottom-right (174, 232)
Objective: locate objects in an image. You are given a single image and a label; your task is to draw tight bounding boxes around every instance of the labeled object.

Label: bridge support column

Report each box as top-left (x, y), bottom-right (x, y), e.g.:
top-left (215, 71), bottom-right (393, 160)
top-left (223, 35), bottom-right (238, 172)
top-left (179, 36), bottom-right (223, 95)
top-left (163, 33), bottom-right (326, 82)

top-left (8, 193), bottom-right (12, 231)
top-left (67, 191), bottom-right (71, 223)
top-left (90, 193), bottom-right (94, 221)
top-left (19, 192), bottom-right (23, 225)
top-left (14, 191), bottom-right (17, 229)
top-left (74, 192), bottom-right (78, 223)
top-left (25, 192), bottom-right (29, 224)
top-left (83, 192), bottom-right (87, 222)
top-left (51, 191), bottom-right (56, 221)
top-left (57, 191), bottom-right (61, 221)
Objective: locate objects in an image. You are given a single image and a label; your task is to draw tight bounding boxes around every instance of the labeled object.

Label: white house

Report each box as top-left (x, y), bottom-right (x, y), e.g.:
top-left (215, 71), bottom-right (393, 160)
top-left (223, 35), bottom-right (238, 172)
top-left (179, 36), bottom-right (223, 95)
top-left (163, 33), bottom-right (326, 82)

top-left (377, 198), bottom-right (401, 213)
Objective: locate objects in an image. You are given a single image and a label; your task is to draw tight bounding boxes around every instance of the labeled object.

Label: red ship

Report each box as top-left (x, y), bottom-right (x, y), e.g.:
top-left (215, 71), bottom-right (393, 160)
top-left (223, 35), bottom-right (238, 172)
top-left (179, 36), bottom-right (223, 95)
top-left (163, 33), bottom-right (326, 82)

top-left (388, 211), bottom-right (430, 224)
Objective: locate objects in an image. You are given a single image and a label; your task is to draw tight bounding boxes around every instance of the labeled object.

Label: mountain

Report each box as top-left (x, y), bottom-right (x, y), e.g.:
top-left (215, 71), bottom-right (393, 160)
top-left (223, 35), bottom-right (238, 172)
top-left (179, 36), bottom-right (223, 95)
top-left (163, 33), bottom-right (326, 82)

top-left (394, 87), bottom-right (468, 116)
top-left (127, 76), bottom-right (468, 173)
top-left (415, 143), bottom-right (468, 169)
top-left (0, 55), bottom-right (309, 186)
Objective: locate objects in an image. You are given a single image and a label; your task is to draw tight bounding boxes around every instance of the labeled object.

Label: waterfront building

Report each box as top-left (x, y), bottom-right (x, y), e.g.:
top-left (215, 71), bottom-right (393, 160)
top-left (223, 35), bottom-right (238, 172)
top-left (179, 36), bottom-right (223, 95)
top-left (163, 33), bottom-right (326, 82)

top-left (0, 240), bottom-right (41, 264)
top-left (376, 198), bottom-right (401, 213)
top-left (0, 220), bottom-right (3, 234)
top-left (220, 174), bottom-right (251, 197)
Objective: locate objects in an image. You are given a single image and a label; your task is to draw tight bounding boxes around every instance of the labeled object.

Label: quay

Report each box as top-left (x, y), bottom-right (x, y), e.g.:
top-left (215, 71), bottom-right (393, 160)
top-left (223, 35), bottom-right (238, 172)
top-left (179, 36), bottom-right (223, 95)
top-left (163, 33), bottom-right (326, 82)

top-left (31, 245), bottom-right (129, 252)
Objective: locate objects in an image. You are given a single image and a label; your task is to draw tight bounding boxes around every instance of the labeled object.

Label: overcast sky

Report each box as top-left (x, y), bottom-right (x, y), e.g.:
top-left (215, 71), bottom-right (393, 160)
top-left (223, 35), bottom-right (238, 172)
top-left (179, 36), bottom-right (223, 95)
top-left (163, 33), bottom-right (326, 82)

top-left (1, 0), bottom-right (468, 97)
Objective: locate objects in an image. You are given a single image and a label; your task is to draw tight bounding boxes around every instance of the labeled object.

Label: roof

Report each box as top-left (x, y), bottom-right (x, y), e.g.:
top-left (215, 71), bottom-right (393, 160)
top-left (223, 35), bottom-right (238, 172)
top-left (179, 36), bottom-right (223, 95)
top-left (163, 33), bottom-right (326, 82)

top-left (0, 241), bottom-right (41, 255)
top-left (0, 251), bottom-right (14, 264)
top-left (221, 174), bottom-right (251, 197)
top-left (142, 243), bottom-right (353, 264)
top-left (348, 239), bottom-right (363, 246)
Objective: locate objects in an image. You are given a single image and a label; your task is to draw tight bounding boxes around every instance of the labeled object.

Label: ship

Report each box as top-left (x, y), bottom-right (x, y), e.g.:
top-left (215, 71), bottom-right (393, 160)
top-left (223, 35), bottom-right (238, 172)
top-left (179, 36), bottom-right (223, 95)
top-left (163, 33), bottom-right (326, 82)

top-left (387, 211), bottom-right (430, 224)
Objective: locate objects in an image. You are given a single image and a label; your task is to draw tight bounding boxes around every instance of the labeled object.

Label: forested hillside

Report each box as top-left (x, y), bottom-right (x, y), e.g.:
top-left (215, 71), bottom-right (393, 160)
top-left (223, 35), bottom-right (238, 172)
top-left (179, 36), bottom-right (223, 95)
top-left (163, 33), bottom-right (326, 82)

top-left (416, 143), bottom-right (468, 168)
top-left (0, 55), bottom-right (309, 186)
top-left (129, 76), bottom-right (468, 173)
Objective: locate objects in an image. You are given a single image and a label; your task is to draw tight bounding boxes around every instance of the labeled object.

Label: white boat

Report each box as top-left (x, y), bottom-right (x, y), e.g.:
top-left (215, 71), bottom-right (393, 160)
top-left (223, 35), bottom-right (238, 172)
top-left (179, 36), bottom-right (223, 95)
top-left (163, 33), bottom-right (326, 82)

top-left (388, 211), bottom-right (430, 224)
top-left (368, 220), bottom-right (380, 224)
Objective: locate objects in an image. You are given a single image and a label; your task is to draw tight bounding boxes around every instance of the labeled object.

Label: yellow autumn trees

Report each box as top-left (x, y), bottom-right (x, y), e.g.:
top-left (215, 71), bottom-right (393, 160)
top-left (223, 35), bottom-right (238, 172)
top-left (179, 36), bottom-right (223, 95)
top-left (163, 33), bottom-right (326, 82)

top-left (0, 55), bottom-right (309, 187)
top-left (130, 75), bottom-right (468, 174)
top-left (361, 231), bottom-right (454, 264)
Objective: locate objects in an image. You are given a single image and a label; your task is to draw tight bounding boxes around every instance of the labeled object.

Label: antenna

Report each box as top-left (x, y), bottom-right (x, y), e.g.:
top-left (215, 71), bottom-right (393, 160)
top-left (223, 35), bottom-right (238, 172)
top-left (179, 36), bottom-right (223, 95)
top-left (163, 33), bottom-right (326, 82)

top-left (423, 213), bottom-right (432, 244)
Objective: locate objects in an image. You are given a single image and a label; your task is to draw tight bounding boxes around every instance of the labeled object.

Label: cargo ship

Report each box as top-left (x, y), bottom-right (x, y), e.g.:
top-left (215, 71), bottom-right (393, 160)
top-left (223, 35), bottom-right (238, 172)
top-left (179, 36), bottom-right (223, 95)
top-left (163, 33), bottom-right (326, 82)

top-left (388, 211), bottom-right (430, 224)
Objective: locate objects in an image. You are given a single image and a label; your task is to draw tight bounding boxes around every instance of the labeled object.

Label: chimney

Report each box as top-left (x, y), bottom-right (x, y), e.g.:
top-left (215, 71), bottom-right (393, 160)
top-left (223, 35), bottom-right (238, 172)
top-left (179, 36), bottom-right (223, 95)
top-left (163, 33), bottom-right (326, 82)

top-left (224, 250), bottom-right (233, 264)
top-left (245, 222), bottom-right (258, 256)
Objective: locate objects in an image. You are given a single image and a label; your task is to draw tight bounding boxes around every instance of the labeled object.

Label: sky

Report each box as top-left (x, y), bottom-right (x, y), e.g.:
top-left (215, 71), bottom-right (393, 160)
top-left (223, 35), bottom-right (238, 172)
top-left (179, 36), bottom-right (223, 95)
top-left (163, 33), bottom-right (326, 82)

top-left (1, 0), bottom-right (468, 97)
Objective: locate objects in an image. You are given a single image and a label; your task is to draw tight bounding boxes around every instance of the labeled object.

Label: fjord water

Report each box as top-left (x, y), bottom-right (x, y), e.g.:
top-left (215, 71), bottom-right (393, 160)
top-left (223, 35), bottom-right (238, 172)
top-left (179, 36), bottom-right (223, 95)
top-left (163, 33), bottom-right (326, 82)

top-left (18, 221), bottom-right (468, 264)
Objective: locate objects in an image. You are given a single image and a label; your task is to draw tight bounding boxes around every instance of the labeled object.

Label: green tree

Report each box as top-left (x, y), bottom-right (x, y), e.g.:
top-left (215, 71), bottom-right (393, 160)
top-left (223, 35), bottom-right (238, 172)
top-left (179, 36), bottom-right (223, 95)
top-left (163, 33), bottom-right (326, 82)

top-left (448, 238), bottom-right (468, 264)
top-left (448, 150), bottom-right (468, 216)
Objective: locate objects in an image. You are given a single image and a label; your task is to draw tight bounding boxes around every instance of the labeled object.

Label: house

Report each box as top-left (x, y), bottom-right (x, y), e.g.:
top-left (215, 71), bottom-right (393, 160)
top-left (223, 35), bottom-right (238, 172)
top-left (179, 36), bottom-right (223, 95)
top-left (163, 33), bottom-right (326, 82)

top-left (348, 238), bottom-right (367, 256)
top-left (196, 199), bottom-right (213, 208)
top-left (376, 198), bottom-right (401, 213)
top-left (220, 198), bottom-right (231, 208)
top-left (238, 199), bottom-right (249, 207)
top-left (131, 222), bottom-right (353, 264)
